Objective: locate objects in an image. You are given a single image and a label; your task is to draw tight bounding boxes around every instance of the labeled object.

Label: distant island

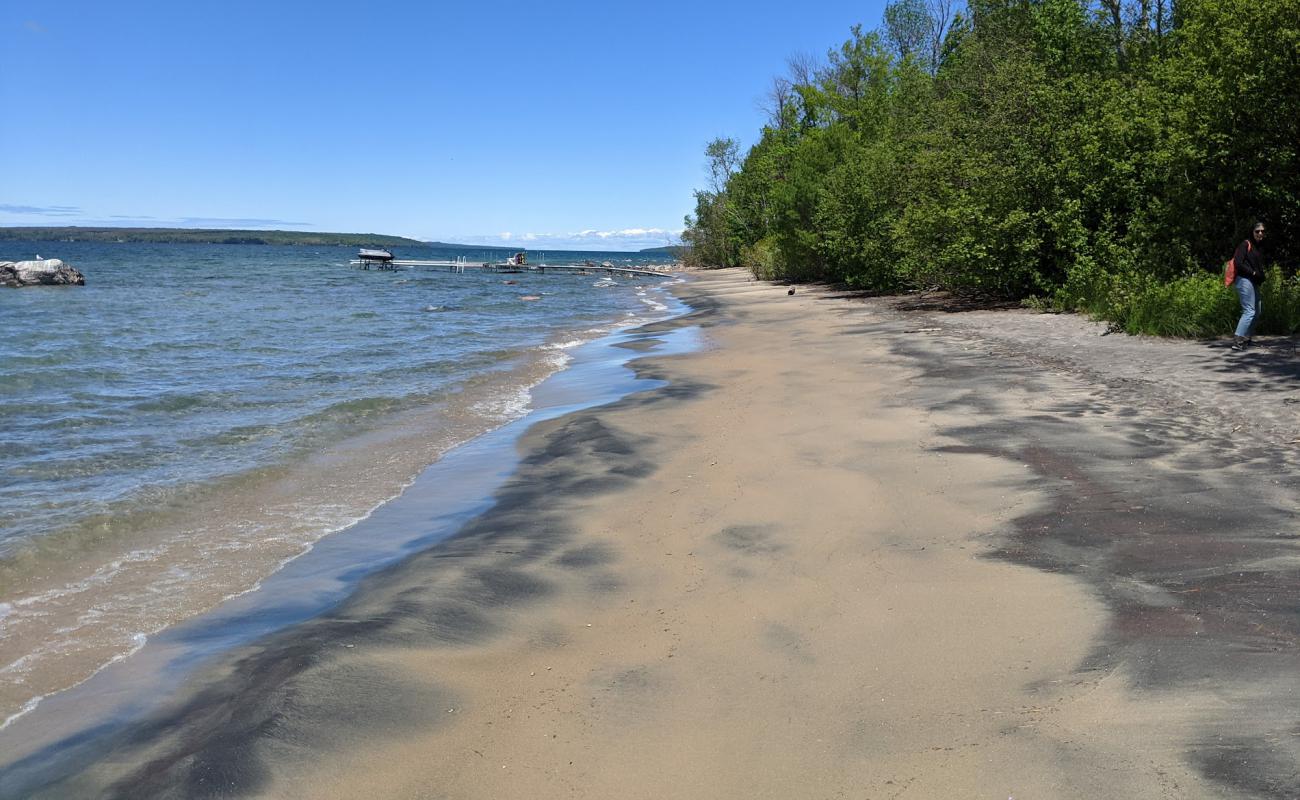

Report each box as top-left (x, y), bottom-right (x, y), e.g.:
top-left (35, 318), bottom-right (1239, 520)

top-left (423, 241), bottom-right (517, 252)
top-left (0, 227), bottom-right (685, 255)
top-left (0, 227), bottom-right (424, 247)
top-left (426, 242), bottom-right (682, 256)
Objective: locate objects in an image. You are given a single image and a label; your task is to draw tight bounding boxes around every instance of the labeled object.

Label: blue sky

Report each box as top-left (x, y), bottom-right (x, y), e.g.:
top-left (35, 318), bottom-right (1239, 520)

top-left (1, 1), bottom-right (890, 250)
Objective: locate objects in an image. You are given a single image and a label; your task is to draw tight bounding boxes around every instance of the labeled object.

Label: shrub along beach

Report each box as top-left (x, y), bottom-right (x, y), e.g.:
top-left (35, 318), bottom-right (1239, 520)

top-left (683, 0), bottom-right (1300, 336)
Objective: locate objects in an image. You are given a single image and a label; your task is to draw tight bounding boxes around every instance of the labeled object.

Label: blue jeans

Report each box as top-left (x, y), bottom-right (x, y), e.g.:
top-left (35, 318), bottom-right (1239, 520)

top-left (1235, 277), bottom-right (1262, 338)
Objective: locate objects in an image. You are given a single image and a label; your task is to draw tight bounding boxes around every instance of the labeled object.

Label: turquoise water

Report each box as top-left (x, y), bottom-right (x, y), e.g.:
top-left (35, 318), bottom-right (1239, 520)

top-left (0, 240), bottom-right (677, 724)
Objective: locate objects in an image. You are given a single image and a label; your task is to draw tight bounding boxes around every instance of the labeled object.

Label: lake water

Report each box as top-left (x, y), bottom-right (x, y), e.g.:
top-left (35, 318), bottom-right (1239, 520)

top-left (0, 240), bottom-right (678, 727)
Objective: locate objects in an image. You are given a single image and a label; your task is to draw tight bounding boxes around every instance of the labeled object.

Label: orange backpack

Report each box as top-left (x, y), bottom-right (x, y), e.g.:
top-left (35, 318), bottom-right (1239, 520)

top-left (1224, 239), bottom-right (1252, 286)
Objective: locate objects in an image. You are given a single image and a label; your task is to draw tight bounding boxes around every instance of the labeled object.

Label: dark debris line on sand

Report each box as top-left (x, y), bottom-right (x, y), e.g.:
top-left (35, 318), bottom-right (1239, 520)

top-left (854, 300), bottom-right (1300, 800)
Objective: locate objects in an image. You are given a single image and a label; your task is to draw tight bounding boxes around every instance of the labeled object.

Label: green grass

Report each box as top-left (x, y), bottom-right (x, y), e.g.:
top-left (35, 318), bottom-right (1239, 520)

top-left (1055, 266), bottom-right (1300, 338)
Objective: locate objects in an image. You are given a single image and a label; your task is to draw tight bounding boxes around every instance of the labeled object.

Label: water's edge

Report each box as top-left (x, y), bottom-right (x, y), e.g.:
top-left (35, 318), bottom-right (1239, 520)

top-left (0, 279), bottom-right (701, 796)
top-left (1, 241), bottom-right (678, 723)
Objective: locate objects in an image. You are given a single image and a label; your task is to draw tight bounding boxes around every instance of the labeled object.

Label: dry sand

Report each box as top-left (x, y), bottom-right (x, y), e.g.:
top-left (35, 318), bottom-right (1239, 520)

top-left (33, 269), bottom-right (1300, 798)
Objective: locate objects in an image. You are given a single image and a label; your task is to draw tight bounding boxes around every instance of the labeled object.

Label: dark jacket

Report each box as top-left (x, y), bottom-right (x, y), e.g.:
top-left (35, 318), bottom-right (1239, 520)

top-left (1234, 238), bottom-right (1267, 284)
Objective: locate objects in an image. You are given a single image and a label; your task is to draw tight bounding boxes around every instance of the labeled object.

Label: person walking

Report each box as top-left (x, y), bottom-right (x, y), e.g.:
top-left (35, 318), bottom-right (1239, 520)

top-left (1231, 221), bottom-right (1269, 351)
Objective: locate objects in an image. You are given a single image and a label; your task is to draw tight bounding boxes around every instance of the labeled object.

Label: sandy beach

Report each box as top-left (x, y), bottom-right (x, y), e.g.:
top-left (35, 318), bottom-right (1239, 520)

top-left (14, 269), bottom-right (1300, 799)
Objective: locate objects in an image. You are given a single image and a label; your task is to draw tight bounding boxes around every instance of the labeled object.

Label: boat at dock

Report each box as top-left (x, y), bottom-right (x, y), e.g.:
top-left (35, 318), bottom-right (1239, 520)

top-left (357, 248), bottom-right (395, 265)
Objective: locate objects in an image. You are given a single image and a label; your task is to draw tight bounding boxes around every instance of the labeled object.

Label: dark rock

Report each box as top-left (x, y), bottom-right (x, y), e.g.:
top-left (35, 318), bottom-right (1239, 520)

top-left (0, 259), bottom-right (86, 287)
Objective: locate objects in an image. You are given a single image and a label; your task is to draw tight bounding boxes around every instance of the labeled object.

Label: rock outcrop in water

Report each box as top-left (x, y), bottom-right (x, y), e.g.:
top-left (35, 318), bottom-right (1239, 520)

top-left (0, 258), bottom-right (86, 287)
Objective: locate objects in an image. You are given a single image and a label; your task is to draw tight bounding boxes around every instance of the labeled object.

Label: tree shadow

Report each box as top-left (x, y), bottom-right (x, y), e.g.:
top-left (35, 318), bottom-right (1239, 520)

top-left (806, 285), bottom-right (1022, 311)
top-left (887, 289), bottom-right (1023, 313)
top-left (1200, 336), bottom-right (1300, 388)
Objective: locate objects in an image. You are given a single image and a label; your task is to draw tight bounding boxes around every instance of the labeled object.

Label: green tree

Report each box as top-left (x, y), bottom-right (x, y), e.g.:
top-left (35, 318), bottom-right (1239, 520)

top-left (682, 0), bottom-right (1300, 332)
top-left (682, 138), bottom-right (743, 268)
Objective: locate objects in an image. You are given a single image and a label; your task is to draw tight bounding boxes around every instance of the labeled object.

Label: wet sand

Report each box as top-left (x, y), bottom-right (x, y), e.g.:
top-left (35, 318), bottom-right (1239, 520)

top-left (13, 269), bottom-right (1300, 798)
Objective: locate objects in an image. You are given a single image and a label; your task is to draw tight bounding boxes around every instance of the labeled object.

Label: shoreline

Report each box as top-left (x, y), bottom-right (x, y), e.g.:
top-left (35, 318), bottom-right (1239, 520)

top-left (0, 279), bottom-right (690, 750)
top-left (4, 270), bottom-right (1298, 798)
top-left (0, 299), bottom-right (701, 795)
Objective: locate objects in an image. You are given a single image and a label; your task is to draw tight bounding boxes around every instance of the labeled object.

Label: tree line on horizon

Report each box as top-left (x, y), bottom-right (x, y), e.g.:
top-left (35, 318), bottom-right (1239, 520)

top-left (682, 0), bottom-right (1300, 336)
top-left (0, 227), bottom-right (425, 248)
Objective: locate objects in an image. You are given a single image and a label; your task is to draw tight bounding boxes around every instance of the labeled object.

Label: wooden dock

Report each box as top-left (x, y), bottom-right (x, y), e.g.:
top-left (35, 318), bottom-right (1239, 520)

top-left (349, 259), bottom-right (672, 279)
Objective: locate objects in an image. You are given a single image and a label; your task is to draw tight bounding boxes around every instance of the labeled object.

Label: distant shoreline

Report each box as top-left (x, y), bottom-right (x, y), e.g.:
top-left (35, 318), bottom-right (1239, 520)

top-left (0, 227), bottom-right (424, 247)
top-left (0, 228), bottom-right (684, 255)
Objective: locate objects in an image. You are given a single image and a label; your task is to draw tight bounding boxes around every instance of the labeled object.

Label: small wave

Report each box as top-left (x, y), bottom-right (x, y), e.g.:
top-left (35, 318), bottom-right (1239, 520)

top-left (0, 353), bottom-right (73, 368)
top-left (0, 632), bottom-right (149, 732)
top-left (3, 412), bottom-right (119, 436)
top-left (1, 696), bottom-right (44, 732)
top-left (128, 392), bottom-right (216, 413)
top-left (542, 339), bottom-right (585, 351)
top-left (185, 422), bottom-right (279, 448)
top-left (53, 606), bottom-right (106, 635)
top-left (0, 653), bottom-right (36, 678)
top-left (470, 386), bottom-right (533, 420)
top-left (6, 547), bottom-right (165, 613)
top-left (542, 350), bottom-right (573, 371)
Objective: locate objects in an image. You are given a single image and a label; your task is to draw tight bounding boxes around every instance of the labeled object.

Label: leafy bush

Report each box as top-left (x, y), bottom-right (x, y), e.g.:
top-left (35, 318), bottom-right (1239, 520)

top-left (1119, 273), bottom-right (1238, 337)
top-left (1055, 266), bottom-right (1300, 338)
top-left (1257, 268), bottom-right (1300, 334)
top-left (740, 237), bottom-right (783, 281)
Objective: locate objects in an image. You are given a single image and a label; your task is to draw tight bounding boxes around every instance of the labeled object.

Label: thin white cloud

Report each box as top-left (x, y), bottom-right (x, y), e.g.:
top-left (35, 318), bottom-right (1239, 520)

top-left (571, 228), bottom-right (677, 240)
top-left (453, 227), bottom-right (682, 251)
top-left (0, 206), bottom-right (312, 229)
top-left (179, 217), bottom-right (310, 228)
top-left (0, 203), bottom-right (81, 216)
